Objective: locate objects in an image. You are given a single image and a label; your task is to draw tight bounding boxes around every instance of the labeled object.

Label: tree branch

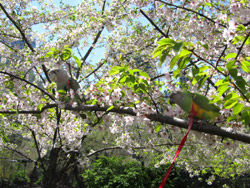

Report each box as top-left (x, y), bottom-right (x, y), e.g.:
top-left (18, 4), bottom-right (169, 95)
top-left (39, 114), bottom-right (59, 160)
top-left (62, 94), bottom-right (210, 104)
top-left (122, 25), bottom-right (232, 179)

top-left (4, 146), bottom-right (36, 163)
top-left (76, 0), bottom-right (106, 79)
top-left (83, 60), bottom-right (106, 80)
top-left (140, 9), bottom-right (168, 38)
top-left (64, 105), bottom-right (250, 144)
top-left (87, 143), bottom-right (179, 157)
top-left (2, 104), bottom-right (250, 144)
top-left (0, 71), bottom-right (55, 101)
top-left (155, 0), bottom-right (226, 28)
top-left (216, 45), bottom-right (227, 67)
top-left (235, 30), bottom-right (250, 60)
top-left (0, 104), bottom-right (57, 114)
top-left (0, 3), bottom-right (35, 52)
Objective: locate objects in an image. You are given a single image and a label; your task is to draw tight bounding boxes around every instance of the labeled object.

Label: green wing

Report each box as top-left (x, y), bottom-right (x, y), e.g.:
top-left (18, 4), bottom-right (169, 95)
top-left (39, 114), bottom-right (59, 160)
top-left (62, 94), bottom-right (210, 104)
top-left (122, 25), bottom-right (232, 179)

top-left (191, 93), bottom-right (220, 113)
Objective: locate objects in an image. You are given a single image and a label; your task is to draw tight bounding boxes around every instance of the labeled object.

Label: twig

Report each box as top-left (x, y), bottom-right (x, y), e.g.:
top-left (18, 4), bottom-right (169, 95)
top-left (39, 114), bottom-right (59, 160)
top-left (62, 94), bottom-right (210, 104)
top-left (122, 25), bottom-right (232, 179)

top-left (151, 73), bottom-right (166, 81)
top-left (155, 0), bottom-right (226, 28)
top-left (0, 71), bottom-right (55, 101)
top-left (235, 30), bottom-right (250, 60)
top-left (0, 3), bottom-right (35, 52)
top-left (140, 9), bottom-right (168, 38)
top-left (31, 129), bottom-right (46, 172)
top-left (34, 66), bottom-right (46, 84)
top-left (216, 45), bottom-right (227, 67)
top-left (79, 60), bottom-right (105, 83)
top-left (76, 0), bottom-right (106, 79)
top-left (4, 146), bottom-right (35, 163)
top-left (0, 40), bottom-right (18, 53)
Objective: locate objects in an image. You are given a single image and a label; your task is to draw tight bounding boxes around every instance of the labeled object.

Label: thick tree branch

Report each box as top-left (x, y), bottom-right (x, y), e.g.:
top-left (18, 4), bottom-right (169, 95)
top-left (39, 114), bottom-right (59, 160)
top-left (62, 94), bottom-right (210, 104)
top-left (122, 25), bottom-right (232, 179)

top-left (0, 3), bottom-right (35, 52)
top-left (63, 105), bottom-right (250, 144)
top-left (2, 104), bottom-right (250, 144)
top-left (0, 104), bottom-right (57, 114)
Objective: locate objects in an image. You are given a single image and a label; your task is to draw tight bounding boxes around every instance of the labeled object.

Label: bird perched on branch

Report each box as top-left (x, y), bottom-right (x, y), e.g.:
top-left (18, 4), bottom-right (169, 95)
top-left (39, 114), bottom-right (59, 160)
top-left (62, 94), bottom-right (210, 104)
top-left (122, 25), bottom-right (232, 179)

top-left (49, 69), bottom-right (82, 105)
top-left (170, 91), bottom-right (220, 120)
top-left (159, 91), bottom-right (220, 188)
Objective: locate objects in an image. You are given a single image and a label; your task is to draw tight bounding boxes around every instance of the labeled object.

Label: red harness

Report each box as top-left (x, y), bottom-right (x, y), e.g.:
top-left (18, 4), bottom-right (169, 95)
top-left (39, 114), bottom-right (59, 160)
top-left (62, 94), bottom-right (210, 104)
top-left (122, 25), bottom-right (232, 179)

top-left (159, 104), bottom-right (197, 188)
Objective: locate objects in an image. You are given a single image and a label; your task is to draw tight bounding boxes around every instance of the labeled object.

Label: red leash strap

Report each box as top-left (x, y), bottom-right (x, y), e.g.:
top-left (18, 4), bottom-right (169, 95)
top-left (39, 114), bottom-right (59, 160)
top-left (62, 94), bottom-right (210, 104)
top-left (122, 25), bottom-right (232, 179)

top-left (159, 105), bottom-right (197, 188)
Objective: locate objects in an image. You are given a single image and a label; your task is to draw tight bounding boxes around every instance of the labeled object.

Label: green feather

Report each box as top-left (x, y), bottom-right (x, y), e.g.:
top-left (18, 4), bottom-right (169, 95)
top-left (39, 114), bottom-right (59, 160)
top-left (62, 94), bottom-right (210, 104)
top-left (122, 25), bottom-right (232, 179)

top-left (191, 93), bottom-right (220, 113)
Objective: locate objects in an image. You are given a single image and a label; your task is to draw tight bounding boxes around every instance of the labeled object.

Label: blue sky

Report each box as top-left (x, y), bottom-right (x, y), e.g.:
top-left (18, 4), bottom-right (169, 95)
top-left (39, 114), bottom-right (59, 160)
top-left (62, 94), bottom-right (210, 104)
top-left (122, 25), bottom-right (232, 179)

top-left (31, 0), bottom-right (106, 67)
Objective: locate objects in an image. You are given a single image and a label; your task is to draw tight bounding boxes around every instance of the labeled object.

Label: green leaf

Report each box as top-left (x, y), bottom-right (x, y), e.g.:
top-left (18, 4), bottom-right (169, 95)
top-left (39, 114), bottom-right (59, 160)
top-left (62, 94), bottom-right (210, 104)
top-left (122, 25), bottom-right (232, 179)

top-left (179, 49), bottom-right (191, 57)
top-left (152, 44), bottom-right (166, 58)
top-left (217, 67), bottom-right (225, 72)
top-left (61, 48), bottom-right (72, 60)
top-left (197, 76), bottom-right (208, 90)
top-left (139, 71), bottom-right (150, 79)
top-left (170, 55), bottom-right (180, 70)
top-left (233, 103), bottom-right (244, 114)
top-left (160, 48), bottom-right (171, 64)
top-left (178, 57), bottom-right (189, 69)
top-left (199, 65), bottom-right (210, 72)
top-left (73, 56), bottom-right (82, 68)
top-left (157, 38), bottom-right (176, 45)
top-left (226, 60), bottom-right (236, 70)
top-left (138, 83), bottom-right (148, 93)
top-left (241, 60), bottom-right (250, 73)
top-left (173, 42), bottom-right (183, 53)
top-left (225, 53), bottom-right (237, 59)
top-left (37, 104), bottom-right (44, 111)
top-left (236, 24), bottom-right (246, 31)
top-left (192, 67), bottom-right (199, 76)
top-left (107, 105), bottom-right (114, 111)
top-left (235, 78), bottom-right (247, 94)
top-left (130, 69), bottom-right (141, 74)
top-left (224, 98), bottom-right (238, 109)
top-left (119, 75), bottom-right (127, 83)
top-left (109, 66), bottom-right (122, 76)
top-left (215, 79), bottom-right (225, 86)
top-left (57, 89), bottom-right (67, 94)
top-left (45, 51), bottom-right (54, 58)
top-left (155, 125), bottom-right (162, 133)
top-left (229, 68), bottom-right (238, 78)
top-left (218, 85), bottom-right (230, 96)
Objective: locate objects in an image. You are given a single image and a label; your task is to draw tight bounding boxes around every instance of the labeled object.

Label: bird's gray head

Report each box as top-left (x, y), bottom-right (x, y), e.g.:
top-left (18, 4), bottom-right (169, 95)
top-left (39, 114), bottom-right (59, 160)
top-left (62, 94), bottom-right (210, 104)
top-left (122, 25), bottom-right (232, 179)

top-left (169, 91), bottom-right (184, 105)
top-left (49, 69), bottom-right (69, 82)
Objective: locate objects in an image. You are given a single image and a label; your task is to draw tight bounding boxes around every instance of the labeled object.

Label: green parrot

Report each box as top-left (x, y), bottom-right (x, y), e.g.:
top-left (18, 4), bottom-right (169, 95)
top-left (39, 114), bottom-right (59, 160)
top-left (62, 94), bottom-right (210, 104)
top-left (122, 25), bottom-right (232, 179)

top-left (169, 91), bottom-right (220, 120)
top-left (160, 91), bottom-right (220, 188)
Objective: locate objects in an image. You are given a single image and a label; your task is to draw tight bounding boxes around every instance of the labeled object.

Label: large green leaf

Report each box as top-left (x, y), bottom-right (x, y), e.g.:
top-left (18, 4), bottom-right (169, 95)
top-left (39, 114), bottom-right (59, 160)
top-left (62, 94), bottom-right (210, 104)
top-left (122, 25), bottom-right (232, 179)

top-left (233, 103), bottom-right (244, 114)
top-left (170, 55), bottom-right (180, 70)
top-left (109, 66), bottom-right (123, 76)
top-left (224, 98), bottom-right (238, 109)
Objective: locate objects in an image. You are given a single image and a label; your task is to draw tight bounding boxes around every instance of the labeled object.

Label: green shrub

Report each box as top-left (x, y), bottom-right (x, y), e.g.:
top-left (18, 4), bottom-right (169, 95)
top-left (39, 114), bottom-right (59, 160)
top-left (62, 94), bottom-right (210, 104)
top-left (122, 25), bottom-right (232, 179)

top-left (81, 156), bottom-right (178, 188)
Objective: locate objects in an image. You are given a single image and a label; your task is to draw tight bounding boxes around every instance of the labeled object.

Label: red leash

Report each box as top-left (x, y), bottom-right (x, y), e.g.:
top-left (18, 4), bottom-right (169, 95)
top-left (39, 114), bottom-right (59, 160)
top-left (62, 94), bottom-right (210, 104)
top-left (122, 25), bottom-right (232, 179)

top-left (159, 105), bottom-right (197, 188)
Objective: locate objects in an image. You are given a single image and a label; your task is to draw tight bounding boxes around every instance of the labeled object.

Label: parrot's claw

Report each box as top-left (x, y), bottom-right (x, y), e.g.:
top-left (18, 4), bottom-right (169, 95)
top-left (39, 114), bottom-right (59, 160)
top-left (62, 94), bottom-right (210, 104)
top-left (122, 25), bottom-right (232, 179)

top-left (197, 119), bottom-right (206, 129)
